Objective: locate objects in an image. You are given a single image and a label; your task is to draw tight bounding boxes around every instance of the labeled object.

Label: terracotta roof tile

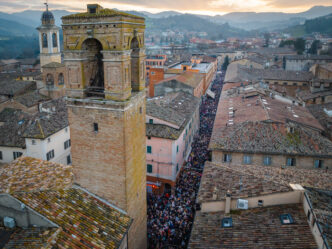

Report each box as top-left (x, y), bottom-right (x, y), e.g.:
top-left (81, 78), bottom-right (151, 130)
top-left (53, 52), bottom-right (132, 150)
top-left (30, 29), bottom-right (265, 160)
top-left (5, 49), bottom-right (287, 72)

top-left (189, 204), bottom-right (317, 249)
top-left (198, 162), bottom-right (291, 203)
top-left (0, 157), bottom-right (74, 193)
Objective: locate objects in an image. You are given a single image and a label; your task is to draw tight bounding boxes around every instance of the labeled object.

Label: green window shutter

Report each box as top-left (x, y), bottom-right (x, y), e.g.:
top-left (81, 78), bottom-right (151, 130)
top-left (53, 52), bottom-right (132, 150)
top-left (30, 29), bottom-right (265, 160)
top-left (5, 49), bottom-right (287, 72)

top-left (147, 146), bottom-right (152, 154)
top-left (147, 164), bottom-right (152, 173)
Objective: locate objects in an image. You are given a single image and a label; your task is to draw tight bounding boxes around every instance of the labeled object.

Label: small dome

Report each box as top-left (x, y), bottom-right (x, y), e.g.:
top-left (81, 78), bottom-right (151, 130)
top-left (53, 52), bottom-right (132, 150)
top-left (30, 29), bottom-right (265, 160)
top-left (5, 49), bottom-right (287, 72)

top-left (41, 10), bottom-right (55, 25)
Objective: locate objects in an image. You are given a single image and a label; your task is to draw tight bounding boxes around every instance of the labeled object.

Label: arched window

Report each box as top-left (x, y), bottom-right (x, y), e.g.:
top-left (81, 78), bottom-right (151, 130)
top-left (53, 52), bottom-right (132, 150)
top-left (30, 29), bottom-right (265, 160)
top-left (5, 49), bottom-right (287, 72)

top-left (58, 73), bottom-right (64, 85)
top-left (46, 74), bottom-right (54, 87)
top-left (42, 33), bottom-right (48, 48)
top-left (52, 33), bottom-right (57, 47)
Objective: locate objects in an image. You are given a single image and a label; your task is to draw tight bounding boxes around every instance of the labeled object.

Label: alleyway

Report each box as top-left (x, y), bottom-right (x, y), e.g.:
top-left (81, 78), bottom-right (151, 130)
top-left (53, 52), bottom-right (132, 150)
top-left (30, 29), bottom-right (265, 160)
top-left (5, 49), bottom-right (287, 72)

top-left (147, 71), bottom-right (224, 248)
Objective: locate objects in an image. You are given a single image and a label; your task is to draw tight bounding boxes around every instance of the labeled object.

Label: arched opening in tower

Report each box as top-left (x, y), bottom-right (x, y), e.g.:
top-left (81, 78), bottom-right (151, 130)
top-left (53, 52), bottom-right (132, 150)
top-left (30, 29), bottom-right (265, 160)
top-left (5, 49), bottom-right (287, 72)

top-left (130, 37), bottom-right (140, 91)
top-left (82, 38), bottom-right (104, 97)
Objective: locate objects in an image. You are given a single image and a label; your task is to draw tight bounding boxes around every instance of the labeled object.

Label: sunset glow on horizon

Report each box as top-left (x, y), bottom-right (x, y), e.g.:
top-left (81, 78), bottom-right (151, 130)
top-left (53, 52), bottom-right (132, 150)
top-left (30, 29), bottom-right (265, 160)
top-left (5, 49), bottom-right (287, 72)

top-left (0, 0), bottom-right (331, 15)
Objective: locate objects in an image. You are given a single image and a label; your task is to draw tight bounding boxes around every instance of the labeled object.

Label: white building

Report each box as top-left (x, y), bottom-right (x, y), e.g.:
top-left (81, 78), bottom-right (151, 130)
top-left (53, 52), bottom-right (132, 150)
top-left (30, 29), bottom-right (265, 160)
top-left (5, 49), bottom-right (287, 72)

top-left (0, 99), bottom-right (71, 165)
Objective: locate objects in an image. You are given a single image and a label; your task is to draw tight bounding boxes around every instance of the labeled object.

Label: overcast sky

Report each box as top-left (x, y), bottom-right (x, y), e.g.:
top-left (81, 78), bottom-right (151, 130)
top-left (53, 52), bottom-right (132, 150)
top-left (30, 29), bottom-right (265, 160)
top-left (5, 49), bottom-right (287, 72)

top-left (0, 0), bottom-right (331, 15)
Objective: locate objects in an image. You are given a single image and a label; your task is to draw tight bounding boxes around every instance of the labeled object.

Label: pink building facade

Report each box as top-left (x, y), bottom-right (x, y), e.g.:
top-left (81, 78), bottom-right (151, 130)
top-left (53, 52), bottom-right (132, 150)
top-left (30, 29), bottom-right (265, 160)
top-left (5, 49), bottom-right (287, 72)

top-left (146, 92), bottom-right (200, 194)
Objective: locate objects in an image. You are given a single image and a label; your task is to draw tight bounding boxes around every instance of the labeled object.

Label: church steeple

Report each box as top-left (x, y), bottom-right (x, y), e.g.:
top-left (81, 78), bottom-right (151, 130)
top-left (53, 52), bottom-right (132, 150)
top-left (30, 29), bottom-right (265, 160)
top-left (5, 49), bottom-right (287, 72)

top-left (37, 2), bottom-right (61, 71)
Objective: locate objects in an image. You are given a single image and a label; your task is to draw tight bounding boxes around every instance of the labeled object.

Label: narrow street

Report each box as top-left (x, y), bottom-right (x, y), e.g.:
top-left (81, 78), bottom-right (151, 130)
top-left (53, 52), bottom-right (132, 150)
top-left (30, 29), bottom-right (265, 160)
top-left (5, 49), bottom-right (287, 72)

top-left (147, 71), bottom-right (224, 248)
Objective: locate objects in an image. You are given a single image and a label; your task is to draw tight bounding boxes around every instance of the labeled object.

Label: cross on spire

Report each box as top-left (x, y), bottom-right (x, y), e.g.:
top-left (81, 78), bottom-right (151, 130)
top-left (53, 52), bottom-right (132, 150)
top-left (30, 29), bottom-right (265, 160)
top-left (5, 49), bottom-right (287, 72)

top-left (44, 0), bottom-right (48, 11)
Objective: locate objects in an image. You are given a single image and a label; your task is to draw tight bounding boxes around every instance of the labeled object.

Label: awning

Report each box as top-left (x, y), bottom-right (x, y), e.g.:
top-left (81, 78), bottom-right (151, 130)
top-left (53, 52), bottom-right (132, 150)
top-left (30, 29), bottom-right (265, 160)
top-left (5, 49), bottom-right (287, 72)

top-left (206, 89), bottom-right (215, 99)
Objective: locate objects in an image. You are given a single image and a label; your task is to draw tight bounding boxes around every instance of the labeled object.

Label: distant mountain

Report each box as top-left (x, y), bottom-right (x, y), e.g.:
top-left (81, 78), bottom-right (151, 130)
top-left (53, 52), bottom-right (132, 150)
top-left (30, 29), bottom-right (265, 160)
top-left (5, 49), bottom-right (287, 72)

top-left (284, 13), bottom-right (332, 37)
top-left (1, 5), bottom-right (331, 33)
top-left (147, 14), bottom-right (248, 39)
top-left (0, 18), bottom-right (36, 36)
top-left (200, 5), bottom-right (332, 31)
top-left (0, 9), bottom-right (74, 29)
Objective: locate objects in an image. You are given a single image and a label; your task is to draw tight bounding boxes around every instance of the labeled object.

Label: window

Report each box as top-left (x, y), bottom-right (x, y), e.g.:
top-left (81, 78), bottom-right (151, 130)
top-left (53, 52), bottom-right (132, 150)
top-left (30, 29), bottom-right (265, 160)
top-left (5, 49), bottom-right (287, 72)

top-left (58, 73), bottom-right (64, 85)
top-left (263, 156), bottom-right (272, 166)
top-left (289, 127), bottom-right (295, 133)
top-left (13, 152), bottom-right (23, 160)
top-left (46, 150), bottom-right (55, 161)
top-left (64, 139), bottom-right (71, 150)
top-left (307, 210), bottom-right (311, 221)
top-left (147, 164), bottom-right (152, 173)
top-left (65, 127), bottom-right (68, 133)
top-left (274, 82), bottom-right (278, 85)
top-left (293, 83), bottom-right (297, 86)
top-left (147, 136), bottom-right (151, 140)
top-left (42, 33), bottom-right (48, 48)
top-left (221, 217), bottom-right (232, 228)
top-left (258, 200), bottom-right (264, 206)
top-left (176, 145), bottom-right (179, 153)
top-left (0, 151), bottom-right (2, 160)
top-left (286, 158), bottom-right (296, 166)
top-left (183, 66), bottom-right (187, 71)
top-left (93, 123), bottom-right (98, 133)
top-left (314, 159), bottom-right (323, 169)
top-left (67, 155), bottom-right (71, 164)
top-left (32, 140), bottom-right (36, 145)
top-left (223, 154), bottom-right (232, 162)
top-left (47, 137), bottom-right (51, 143)
top-left (321, 96), bottom-right (325, 103)
top-left (52, 33), bottom-right (57, 47)
top-left (283, 82), bottom-right (287, 86)
top-left (176, 164), bottom-right (179, 172)
top-left (147, 146), bottom-right (152, 154)
top-left (280, 214), bottom-right (294, 225)
top-left (243, 155), bottom-right (252, 164)
top-left (149, 119), bottom-right (153, 124)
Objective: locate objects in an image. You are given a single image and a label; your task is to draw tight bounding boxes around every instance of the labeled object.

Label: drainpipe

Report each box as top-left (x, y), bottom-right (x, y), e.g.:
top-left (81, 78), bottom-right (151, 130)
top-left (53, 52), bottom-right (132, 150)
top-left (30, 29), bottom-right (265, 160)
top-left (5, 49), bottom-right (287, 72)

top-left (225, 190), bottom-right (231, 214)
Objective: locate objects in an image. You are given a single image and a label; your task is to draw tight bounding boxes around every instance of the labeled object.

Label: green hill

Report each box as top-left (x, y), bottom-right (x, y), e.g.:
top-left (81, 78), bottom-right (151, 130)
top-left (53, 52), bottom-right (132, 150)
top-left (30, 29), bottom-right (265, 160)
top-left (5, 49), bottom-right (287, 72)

top-left (0, 18), bottom-right (36, 37)
top-left (285, 13), bottom-right (332, 37)
top-left (147, 14), bottom-right (249, 39)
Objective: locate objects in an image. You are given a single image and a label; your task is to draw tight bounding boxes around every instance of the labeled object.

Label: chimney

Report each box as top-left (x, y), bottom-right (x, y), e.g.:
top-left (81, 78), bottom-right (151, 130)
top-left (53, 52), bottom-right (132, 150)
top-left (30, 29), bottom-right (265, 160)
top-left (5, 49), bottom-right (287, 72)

top-left (225, 190), bottom-right (231, 214)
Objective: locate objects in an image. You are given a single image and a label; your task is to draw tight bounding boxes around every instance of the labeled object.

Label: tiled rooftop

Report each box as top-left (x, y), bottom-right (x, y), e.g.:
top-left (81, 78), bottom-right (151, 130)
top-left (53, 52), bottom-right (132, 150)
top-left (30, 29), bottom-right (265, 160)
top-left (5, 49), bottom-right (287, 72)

top-left (0, 227), bottom-right (59, 249)
top-left (0, 108), bottom-right (31, 148)
top-left (225, 63), bottom-right (313, 83)
top-left (0, 157), bottom-right (73, 193)
top-left (0, 80), bottom-right (36, 97)
top-left (212, 162), bottom-right (332, 190)
top-left (14, 188), bottom-right (132, 248)
top-left (41, 62), bottom-right (64, 68)
top-left (189, 204), bottom-right (317, 249)
top-left (147, 91), bottom-right (200, 128)
top-left (198, 162), bottom-right (291, 203)
top-left (14, 90), bottom-right (50, 107)
top-left (0, 157), bottom-right (132, 248)
top-left (307, 102), bottom-right (332, 139)
top-left (146, 123), bottom-right (182, 140)
top-left (209, 121), bottom-right (332, 157)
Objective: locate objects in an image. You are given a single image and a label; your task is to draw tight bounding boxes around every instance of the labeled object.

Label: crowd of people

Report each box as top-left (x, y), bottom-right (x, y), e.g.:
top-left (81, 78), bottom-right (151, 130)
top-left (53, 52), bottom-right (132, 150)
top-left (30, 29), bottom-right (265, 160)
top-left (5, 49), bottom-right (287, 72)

top-left (147, 72), bottom-right (224, 248)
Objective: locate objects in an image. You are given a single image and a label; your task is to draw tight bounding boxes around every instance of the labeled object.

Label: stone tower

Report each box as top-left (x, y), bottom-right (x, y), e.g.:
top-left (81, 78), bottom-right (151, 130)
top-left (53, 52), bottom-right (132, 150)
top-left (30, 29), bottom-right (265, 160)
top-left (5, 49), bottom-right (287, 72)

top-left (62, 4), bottom-right (147, 249)
top-left (37, 3), bottom-right (61, 71)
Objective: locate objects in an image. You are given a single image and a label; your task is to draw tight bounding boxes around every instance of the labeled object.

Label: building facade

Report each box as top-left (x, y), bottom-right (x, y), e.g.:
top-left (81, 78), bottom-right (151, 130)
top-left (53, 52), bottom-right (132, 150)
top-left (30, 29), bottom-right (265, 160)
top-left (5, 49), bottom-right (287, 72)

top-left (62, 5), bottom-right (147, 248)
top-left (146, 92), bottom-right (200, 194)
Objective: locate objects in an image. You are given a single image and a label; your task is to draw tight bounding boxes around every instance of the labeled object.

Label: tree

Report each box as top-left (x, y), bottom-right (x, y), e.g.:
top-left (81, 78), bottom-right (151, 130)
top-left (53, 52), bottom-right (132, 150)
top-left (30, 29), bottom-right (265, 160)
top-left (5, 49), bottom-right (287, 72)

top-left (294, 38), bottom-right (305, 54)
top-left (222, 56), bottom-right (230, 71)
top-left (308, 40), bottom-right (320, 54)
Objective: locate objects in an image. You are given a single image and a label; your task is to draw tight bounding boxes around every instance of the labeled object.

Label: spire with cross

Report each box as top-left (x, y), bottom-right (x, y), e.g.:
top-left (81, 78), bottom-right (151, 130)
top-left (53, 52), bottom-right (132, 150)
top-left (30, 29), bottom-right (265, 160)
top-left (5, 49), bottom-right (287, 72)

top-left (44, 0), bottom-right (48, 11)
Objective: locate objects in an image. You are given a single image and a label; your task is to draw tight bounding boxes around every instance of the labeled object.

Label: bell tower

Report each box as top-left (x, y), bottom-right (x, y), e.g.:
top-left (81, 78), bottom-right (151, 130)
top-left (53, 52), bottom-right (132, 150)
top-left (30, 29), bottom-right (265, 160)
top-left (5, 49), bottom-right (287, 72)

top-left (37, 2), bottom-right (61, 71)
top-left (62, 4), bottom-right (147, 249)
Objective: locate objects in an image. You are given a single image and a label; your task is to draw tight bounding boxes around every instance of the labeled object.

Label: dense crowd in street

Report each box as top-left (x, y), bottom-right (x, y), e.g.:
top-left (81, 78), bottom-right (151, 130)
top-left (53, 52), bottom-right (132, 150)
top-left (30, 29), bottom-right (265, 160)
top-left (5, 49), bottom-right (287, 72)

top-left (147, 72), bottom-right (224, 248)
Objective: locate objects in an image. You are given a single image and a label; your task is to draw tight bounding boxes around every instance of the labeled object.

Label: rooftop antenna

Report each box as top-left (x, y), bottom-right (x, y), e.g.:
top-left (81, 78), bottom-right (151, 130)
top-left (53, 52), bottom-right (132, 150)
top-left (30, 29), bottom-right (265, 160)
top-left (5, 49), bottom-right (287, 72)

top-left (44, 0), bottom-right (48, 11)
